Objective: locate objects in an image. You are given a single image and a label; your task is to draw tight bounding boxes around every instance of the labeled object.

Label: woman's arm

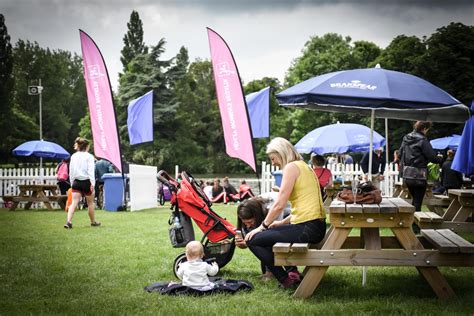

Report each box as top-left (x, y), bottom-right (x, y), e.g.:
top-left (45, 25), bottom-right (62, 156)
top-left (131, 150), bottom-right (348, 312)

top-left (245, 163), bottom-right (299, 241)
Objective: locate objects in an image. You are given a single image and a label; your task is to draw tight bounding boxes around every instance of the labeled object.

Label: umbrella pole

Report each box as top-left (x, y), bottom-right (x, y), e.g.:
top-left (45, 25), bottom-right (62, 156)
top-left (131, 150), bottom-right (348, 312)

top-left (385, 118), bottom-right (389, 196)
top-left (368, 110), bottom-right (374, 181)
top-left (363, 109), bottom-right (376, 287)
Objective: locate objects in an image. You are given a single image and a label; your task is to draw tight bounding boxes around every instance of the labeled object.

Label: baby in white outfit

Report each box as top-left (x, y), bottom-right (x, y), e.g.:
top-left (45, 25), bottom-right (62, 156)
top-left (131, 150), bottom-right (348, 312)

top-left (177, 241), bottom-right (219, 290)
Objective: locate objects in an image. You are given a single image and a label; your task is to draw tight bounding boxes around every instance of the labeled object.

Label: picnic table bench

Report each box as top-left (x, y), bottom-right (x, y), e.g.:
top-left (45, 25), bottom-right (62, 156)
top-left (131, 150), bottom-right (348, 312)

top-left (273, 197), bottom-right (474, 299)
top-left (415, 189), bottom-right (474, 233)
top-left (4, 184), bottom-right (67, 211)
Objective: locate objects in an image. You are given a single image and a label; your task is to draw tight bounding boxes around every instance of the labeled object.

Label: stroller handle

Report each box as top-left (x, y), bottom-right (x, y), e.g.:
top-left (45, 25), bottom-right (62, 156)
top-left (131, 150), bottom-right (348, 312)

top-left (157, 170), bottom-right (177, 192)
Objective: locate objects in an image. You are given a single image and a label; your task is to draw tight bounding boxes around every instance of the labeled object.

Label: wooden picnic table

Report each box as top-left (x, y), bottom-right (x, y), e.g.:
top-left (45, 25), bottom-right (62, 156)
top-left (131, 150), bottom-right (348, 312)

top-left (273, 197), bottom-right (474, 300)
top-left (6, 184), bottom-right (66, 211)
top-left (416, 189), bottom-right (474, 233)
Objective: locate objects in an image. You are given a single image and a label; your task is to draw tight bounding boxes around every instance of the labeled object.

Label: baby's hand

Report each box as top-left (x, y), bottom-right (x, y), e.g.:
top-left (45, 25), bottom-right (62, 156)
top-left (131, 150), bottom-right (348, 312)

top-left (211, 262), bottom-right (218, 267)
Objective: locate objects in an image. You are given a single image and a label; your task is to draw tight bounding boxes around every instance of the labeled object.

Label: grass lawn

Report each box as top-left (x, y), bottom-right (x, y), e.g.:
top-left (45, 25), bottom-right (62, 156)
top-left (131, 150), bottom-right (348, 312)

top-left (1, 205), bottom-right (473, 315)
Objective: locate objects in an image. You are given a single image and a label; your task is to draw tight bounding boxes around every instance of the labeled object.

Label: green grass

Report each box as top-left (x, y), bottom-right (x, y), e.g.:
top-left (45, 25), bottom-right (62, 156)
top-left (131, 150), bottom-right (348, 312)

top-left (1, 205), bottom-right (473, 315)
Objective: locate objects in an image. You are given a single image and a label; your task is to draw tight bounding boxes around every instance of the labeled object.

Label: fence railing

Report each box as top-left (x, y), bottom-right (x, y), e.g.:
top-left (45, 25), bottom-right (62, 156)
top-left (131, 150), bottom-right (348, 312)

top-left (0, 163), bottom-right (401, 206)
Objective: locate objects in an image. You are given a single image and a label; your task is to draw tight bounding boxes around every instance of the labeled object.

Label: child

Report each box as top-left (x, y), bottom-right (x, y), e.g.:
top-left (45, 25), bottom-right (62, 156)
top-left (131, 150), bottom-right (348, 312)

top-left (177, 241), bottom-right (219, 290)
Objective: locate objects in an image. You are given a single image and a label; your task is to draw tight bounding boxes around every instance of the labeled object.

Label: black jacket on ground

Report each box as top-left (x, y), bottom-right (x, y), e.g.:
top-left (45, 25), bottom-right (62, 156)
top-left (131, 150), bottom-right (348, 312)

top-left (399, 131), bottom-right (442, 173)
top-left (441, 158), bottom-right (463, 189)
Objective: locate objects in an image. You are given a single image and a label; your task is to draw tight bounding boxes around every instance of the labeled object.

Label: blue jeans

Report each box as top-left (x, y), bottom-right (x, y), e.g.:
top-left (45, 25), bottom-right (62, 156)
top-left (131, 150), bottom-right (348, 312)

top-left (247, 219), bottom-right (326, 282)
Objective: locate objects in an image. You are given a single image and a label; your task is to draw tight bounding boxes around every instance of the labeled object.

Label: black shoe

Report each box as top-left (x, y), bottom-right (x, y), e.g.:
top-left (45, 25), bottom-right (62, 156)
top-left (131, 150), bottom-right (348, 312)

top-left (64, 222), bottom-right (72, 229)
top-left (91, 221), bottom-right (101, 227)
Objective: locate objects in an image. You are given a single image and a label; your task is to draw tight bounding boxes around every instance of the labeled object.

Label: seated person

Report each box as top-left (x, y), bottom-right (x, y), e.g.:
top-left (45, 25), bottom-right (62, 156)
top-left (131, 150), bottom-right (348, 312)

top-left (203, 181), bottom-right (213, 201)
top-left (211, 178), bottom-right (227, 203)
top-left (441, 149), bottom-right (463, 194)
top-left (311, 154), bottom-right (333, 200)
top-left (177, 241), bottom-right (219, 290)
top-left (235, 195), bottom-right (295, 281)
top-left (223, 177), bottom-right (239, 202)
top-left (239, 180), bottom-right (255, 201)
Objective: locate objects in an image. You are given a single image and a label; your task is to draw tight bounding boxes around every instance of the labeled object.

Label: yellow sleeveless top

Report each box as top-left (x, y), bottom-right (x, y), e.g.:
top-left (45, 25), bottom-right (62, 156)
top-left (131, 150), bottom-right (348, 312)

top-left (288, 160), bottom-right (325, 224)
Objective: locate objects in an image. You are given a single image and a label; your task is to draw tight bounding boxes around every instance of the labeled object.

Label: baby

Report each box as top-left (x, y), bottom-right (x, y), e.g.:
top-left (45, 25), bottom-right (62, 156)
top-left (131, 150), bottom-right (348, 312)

top-left (177, 240), bottom-right (219, 290)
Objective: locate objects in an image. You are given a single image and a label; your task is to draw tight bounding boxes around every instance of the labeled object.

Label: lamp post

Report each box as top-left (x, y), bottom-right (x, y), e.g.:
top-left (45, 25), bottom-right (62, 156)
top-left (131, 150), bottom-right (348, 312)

top-left (28, 79), bottom-right (44, 181)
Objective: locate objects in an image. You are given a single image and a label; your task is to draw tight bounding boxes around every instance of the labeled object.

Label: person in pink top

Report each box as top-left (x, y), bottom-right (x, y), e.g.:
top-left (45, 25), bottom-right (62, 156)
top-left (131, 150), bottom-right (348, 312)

top-left (311, 154), bottom-right (333, 200)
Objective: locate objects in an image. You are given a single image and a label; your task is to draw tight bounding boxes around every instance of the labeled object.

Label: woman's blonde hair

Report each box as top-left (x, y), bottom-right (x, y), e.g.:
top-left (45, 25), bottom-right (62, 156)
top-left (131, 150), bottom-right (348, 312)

top-left (266, 137), bottom-right (301, 168)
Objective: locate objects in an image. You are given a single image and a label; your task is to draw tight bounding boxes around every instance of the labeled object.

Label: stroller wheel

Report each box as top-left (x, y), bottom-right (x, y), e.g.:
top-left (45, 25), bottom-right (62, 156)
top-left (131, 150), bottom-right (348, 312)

top-left (173, 252), bottom-right (187, 279)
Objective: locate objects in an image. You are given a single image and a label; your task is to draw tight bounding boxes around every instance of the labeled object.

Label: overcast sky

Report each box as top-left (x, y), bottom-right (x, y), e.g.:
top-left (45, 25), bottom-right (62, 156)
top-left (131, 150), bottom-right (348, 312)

top-left (2, 0), bottom-right (473, 91)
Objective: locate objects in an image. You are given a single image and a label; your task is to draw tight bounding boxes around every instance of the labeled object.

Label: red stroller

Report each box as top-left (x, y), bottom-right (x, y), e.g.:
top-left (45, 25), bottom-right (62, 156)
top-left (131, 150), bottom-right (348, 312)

top-left (158, 170), bottom-right (237, 277)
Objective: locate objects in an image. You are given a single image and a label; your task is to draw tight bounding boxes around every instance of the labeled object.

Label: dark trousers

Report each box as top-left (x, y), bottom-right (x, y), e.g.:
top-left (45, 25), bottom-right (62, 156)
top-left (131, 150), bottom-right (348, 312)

top-left (247, 219), bottom-right (326, 282)
top-left (406, 180), bottom-right (427, 212)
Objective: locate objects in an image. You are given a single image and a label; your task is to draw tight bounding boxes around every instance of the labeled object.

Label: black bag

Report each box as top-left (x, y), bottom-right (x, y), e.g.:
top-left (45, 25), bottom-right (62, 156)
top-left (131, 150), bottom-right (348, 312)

top-left (169, 211), bottom-right (195, 248)
top-left (402, 166), bottom-right (427, 185)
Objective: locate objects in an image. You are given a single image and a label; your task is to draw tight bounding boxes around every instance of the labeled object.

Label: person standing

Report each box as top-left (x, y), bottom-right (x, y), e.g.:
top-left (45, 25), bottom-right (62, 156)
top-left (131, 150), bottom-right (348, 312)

top-left (94, 157), bottom-right (115, 203)
top-left (360, 148), bottom-right (386, 189)
top-left (399, 121), bottom-right (443, 212)
top-left (64, 137), bottom-right (101, 229)
top-left (245, 137), bottom-right (326, 289)
top-left (55, 159), bottom-right (70, 195)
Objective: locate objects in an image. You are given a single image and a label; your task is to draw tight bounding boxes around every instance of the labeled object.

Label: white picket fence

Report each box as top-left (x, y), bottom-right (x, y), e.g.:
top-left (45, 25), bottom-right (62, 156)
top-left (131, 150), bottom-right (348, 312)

top-left (0, 162), bottom-right (401, 207)
top-left (260, 162), bottom-right (401, 197)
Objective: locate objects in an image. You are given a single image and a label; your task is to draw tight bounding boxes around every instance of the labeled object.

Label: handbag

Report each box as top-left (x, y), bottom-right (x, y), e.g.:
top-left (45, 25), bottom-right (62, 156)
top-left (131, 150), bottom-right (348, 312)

top-left (337, 181), bottom-right (382, 204)
top-left (403, 166), bottom-right (427, 185)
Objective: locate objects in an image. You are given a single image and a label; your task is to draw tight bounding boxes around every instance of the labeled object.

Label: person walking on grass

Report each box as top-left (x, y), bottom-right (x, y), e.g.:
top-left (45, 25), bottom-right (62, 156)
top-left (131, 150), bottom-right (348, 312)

top-left (64, 137), bottom-right (101, 229)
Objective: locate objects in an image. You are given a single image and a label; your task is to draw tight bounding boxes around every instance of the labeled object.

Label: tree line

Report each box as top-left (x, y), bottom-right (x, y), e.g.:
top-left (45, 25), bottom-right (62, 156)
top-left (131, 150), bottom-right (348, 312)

top-left (1, 12), bottom-right (473, 174)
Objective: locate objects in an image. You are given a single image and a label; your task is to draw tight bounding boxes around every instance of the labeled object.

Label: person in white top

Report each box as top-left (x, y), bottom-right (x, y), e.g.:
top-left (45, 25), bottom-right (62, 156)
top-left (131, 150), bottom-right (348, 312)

top-left (177, 241), bottom-right (218, 290)
top-left (203, 181), bottom-right (213, 201)
top-left (64, 137), bottom-right (100, 229)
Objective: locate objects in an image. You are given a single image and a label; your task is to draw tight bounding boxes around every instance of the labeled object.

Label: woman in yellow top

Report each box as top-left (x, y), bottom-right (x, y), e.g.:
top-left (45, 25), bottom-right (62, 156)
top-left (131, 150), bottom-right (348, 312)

top-left (245, 137), bottom-right (326, 289)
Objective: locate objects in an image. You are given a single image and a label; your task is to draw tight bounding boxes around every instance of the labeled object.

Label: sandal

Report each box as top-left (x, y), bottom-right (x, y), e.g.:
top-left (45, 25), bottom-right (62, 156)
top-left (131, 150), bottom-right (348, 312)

top-left (91, 221), bottom-right (101, 227)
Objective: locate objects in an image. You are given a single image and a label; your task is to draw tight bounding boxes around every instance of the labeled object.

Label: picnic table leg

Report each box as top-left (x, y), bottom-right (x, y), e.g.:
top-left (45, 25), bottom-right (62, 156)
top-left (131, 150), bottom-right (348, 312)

top-left (451, 205), bottom-right (473, 222)
top-left (293, 227), bottom-right (351, 299)
top-left (391, 227), bottom-right (455, 299)
top-left (443, 197), bottom-right (461, 221)
top-left (37, 190), bottom-right (53, 210)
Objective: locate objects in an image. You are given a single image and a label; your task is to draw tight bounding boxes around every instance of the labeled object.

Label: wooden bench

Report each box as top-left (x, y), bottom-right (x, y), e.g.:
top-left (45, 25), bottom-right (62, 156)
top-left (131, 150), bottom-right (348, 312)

top-left (421, 229), bottom-right (474, 254)
top-left (415, 190), bottom-right (474, 233)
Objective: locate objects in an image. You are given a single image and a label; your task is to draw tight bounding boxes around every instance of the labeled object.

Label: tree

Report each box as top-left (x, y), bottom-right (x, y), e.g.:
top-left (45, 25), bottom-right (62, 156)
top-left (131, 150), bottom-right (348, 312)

top-left (11, 40), bottom-right (87, 150)
top-left (420, 22), bottom-right (474, 106)
top-left (372, 35), bottom-right (426, 73)
top-left (0, 14), bottom-right (15, 160)
top-left (117, 39), bottom-right (177, 168)
top-left (120, 10), bottom-right (148, 74)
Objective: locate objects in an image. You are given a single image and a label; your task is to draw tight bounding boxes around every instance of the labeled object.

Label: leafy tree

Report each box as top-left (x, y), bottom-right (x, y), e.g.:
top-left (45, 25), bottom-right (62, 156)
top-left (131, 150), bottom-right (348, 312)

top-left (372, 35), bottom-right (426, 73)
top-left (117, 39), bottom-right (177, 168)
top-left (419, 22), bottom-right (474, 106)
top-left (11, 40), bottom-right (87, 152)
top-left (353, 40), bottom-right (382, 68)
top-left (120, 10), bottom-right (148, 74)
top-left (0, 14), bottom-right (15, 160)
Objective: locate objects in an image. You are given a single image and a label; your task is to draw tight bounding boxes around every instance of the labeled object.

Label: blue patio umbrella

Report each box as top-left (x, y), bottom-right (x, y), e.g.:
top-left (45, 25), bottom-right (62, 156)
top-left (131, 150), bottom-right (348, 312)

top-left (295, 122), bottom-right (385, 155)
top-left (276, 66), bottom-right (470, 179)
top-left (276, 67), bottom-right (469, 123)
top-left (430, 135), bottom-right (461, 150)
top-left (12, 140), bottom-right (70, 159)
top-left (452, 102), bottom-right (474, 175)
